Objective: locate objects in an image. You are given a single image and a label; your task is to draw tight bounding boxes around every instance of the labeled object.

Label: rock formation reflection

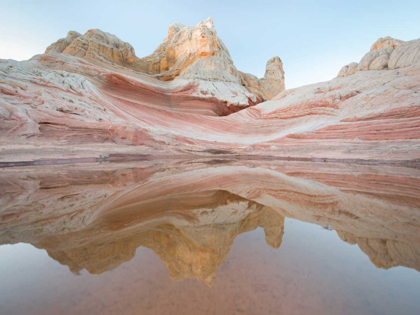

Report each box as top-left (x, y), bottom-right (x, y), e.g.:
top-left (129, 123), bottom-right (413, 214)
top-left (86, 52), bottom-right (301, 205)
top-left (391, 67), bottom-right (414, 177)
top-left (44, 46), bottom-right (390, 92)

top-left (0, 160), bottom-right (419, 284)
top-left (47, 191), bottom-right (284, 286)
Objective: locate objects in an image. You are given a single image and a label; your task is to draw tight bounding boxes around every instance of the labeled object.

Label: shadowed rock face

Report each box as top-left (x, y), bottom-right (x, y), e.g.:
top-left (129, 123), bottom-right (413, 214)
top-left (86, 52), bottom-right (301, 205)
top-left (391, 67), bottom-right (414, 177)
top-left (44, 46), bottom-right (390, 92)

top-left (1, 160), bottom-right (419, 283)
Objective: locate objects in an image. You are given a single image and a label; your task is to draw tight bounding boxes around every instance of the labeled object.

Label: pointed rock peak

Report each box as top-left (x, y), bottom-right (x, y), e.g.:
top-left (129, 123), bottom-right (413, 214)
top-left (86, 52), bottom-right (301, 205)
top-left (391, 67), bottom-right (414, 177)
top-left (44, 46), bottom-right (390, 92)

top-left (166, 22), bottom-right (186, 40)
top-left (238, 56), bottom-right (285, 101)
top-left (196, 17), bottom-right (215, 29)
top-left (267, 56), bottom-right (283, 66)
top-left (265, 56), bottom-right (285, 80)
top-left (204, 17), bottom-right (214, 28)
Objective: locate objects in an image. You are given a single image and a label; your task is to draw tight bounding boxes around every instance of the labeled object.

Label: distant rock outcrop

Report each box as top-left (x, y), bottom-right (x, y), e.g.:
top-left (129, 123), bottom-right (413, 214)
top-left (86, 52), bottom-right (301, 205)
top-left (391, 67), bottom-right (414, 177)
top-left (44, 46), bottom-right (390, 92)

top-left (337, 36), bottom-right (420, 77)
top-left (46, 29), bottom-right (137, 69)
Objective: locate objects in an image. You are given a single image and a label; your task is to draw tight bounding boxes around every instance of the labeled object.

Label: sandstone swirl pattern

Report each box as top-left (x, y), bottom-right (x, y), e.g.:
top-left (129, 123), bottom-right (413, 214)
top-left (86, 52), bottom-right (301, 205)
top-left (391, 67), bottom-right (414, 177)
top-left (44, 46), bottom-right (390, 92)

top-left (0, 21), bottom-right (420, 165)
top-left (45, 17), bottom-right (285, 111)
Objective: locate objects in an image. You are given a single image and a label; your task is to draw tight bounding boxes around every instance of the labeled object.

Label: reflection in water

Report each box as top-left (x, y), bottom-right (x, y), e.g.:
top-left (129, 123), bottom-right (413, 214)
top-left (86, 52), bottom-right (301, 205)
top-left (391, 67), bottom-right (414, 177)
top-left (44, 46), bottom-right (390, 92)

top-left (0, 160), bottom-right (420, 290)
top-left (1, 160), bottom-right (419, 281)
top-left (47, 193), bottom-right (284, 286)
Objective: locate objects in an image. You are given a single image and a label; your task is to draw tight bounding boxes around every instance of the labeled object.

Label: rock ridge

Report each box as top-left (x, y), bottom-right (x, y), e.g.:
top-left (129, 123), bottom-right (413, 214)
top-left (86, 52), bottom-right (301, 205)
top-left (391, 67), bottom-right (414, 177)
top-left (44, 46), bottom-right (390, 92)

top-left (338, 36), bottom-right (420, 77)
top-left (45, 17), bottom-right (285, 106)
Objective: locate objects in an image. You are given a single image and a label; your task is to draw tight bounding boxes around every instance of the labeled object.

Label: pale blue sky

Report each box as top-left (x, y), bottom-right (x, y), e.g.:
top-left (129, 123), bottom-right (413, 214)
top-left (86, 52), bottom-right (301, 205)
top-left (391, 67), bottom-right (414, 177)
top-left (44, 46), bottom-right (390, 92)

top-left (1, 0), bottom-right (419, 88)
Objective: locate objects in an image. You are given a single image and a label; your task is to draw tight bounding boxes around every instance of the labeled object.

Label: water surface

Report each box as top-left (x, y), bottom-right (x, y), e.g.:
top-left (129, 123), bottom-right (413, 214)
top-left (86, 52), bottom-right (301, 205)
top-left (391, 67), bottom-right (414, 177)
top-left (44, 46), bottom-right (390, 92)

top-left (0, 160), bottom-right (419, 314)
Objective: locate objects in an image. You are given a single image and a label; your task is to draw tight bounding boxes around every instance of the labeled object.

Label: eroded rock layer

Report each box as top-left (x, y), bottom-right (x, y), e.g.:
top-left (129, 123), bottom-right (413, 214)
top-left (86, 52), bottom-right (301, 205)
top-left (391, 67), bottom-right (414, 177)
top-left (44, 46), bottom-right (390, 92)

top-left (1, 23), bottom-right (420, 165)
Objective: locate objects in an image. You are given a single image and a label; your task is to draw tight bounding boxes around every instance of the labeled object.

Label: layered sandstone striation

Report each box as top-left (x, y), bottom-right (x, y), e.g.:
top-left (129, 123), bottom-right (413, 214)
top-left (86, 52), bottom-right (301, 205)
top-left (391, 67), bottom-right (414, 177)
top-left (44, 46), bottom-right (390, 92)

top-left (389, 39), bottom-right (420, 69)
top-left (44, 17), bottom-right (285, 109)
top-left (1, 22), bottom-right (420, 165)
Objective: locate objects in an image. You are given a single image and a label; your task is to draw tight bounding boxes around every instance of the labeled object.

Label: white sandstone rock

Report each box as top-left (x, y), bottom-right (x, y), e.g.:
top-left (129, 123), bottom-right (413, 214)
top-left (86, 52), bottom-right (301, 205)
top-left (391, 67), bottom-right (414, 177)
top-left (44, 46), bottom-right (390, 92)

top-left (388, 39), bottom-right (420, 69)
top-left (370, 37), bottom-right (404, 51)
top-left (337, 62), bottom-right (358, 77)
top-left (357, 47), bottom-right (393, 71)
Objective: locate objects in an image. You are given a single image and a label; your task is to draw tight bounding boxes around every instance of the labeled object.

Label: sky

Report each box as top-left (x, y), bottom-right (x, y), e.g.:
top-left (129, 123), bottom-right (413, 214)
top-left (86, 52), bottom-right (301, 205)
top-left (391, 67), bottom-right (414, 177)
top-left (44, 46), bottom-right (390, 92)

top-left (1, 0), bottom-right (420, 89)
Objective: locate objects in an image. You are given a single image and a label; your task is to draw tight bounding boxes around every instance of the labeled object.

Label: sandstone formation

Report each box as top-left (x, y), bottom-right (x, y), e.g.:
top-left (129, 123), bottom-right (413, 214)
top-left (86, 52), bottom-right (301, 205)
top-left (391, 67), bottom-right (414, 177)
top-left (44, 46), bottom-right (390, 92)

top-left (357, 47), bottom-right (393, 71)
top-left (0, 160), bottom-right (419, 279)
top-left (388, 39), bottom-right (420, 69)
top-left (45, 31), bottom-right (82, 54)
top-left (1, 22), bottom-right (420, 166)
top-left (1, 19), bottom-right (420, 309)
top-left (370, 36), bottom-right (404, 51)
top-left (2, 43), bottom-right (420, 164)
top-left (337, 36), bottom-right (420, 76)
top-left (337, 62), bottom-right (358, 77)
top-left (44, 17), bottom-right (285, 110)
top-left (46, 29), bottom-right (137, 68)
top-left (337, 36), bottom-right (402, 76)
